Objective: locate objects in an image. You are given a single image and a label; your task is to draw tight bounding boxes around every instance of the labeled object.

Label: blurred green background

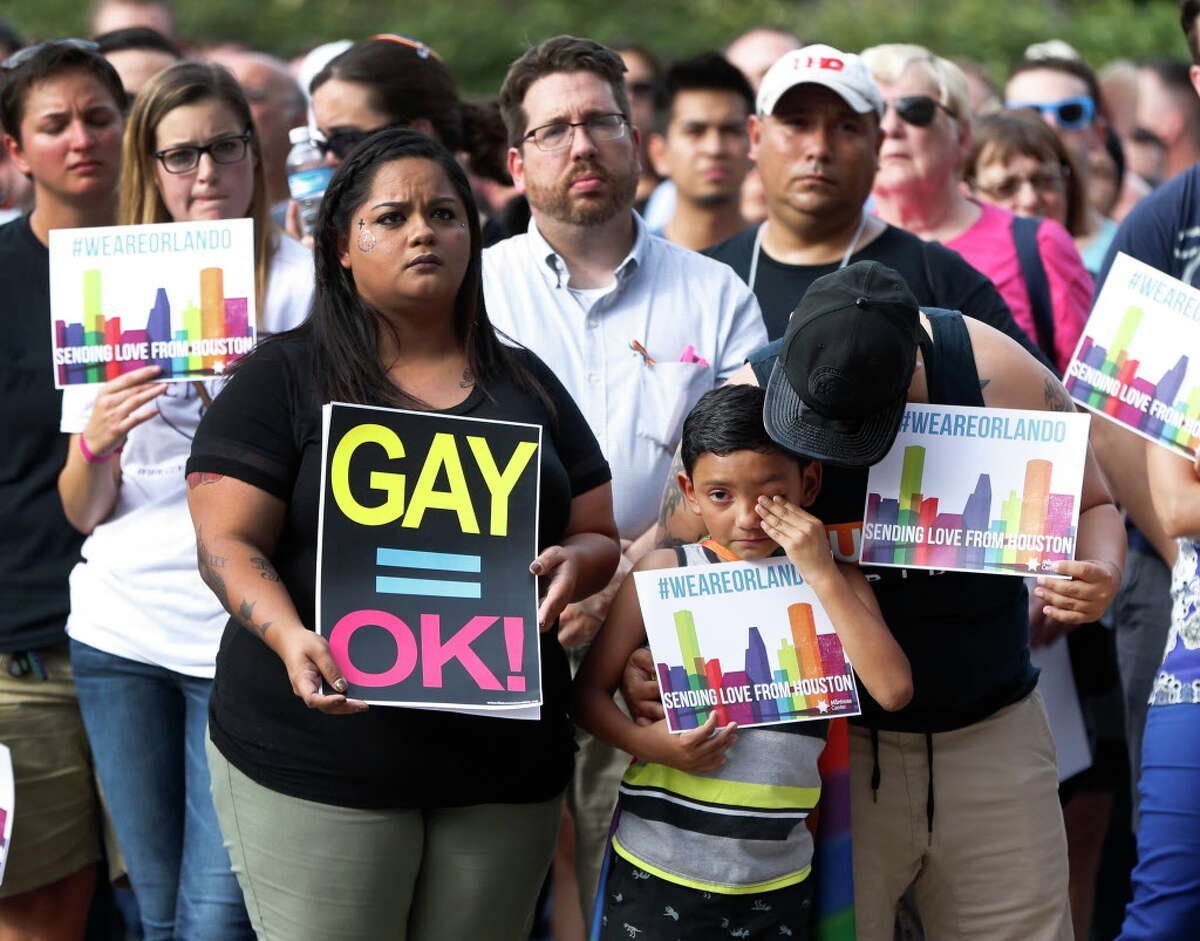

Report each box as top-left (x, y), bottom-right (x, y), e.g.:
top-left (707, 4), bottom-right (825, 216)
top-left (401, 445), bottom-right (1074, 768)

top-left (5, 0), bottom-right (1192, 97)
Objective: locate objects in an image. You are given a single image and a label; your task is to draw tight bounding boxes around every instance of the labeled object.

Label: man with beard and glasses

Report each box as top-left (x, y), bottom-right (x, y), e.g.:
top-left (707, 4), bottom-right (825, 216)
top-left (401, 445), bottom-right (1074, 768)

top-left (486, 34), bottom-right (767, 928)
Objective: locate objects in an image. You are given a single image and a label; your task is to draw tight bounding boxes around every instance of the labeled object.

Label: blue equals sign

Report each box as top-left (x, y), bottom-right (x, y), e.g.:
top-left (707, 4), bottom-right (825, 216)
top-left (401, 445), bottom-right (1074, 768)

top-left (375, 548), bottom-right (482, 598)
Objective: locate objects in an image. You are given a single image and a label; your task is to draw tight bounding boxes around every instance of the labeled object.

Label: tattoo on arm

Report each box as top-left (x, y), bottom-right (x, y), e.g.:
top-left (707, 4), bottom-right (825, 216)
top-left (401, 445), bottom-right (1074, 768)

top-left (979, 378), bottom-right (990, 391)
top-left (656, 451), bottom-right (688, 549)
top-left (1042, 375), bottom-right (1075, 412)
top-left (250, 557), bottom-right (281, 582)
top-left (196, 527), bottom-right (231, 612)
top-left (237, 598), bottom-right (273, 639)
top-left (187, 471), bottom-right (223, 489)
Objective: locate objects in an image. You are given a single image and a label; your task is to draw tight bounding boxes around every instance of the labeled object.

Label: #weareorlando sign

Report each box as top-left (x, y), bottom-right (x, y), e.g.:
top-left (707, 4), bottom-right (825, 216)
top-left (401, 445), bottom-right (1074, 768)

top-left (1066, 252), bottom-right (1200, 458)
top-left (316, 403), bottom-right (543, 716)
top-left (633, 557), bottom-right (861, 733)
top-left (49, 219), bottom-right (256, 387)
top-left (860, 404), bottom-right (1090, 577)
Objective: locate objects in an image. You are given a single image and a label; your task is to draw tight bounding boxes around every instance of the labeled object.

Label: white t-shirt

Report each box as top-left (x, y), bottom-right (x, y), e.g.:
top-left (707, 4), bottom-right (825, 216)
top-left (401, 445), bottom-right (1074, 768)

top-left (60, 233), bottom-right (314, 677)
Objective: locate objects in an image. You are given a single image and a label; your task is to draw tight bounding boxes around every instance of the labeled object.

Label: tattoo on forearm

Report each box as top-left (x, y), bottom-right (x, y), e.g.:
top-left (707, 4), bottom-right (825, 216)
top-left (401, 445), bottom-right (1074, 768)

top-left (1043, 375), bottom-right (1075, 412)
top-left (187, 471), bottom-right (223, 489)
top-left (237, 598), bottom-right (273, 639)
top-left (196, 527), bottom-right (231, 612)
top-left (250, 557), bottom-right (281, 582)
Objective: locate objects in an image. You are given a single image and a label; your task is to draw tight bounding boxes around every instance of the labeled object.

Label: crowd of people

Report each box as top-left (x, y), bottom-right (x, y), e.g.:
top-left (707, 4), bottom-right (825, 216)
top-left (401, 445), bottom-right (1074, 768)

top-left (3, 0), bottom-right (1200, 939)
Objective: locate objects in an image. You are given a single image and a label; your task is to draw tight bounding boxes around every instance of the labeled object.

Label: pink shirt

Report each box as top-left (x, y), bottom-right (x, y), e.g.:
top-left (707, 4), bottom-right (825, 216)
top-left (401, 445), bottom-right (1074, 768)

top-left (946, 201), bottom-right (1092, 373)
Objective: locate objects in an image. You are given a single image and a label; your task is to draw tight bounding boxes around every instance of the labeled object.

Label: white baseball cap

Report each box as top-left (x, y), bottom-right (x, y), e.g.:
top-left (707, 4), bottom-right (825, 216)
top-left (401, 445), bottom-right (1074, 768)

top-left (756, 44), bottom-right (885, 119)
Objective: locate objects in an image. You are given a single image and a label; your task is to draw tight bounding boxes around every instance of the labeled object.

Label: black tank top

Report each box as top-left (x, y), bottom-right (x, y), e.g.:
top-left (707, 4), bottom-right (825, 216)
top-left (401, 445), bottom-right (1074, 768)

top-left (749, 309), bottom-right (1037, 733)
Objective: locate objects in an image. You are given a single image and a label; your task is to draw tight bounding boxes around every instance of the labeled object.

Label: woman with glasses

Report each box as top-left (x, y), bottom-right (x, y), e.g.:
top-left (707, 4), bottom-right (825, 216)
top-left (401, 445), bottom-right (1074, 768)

top-left (56, 61), bottom-right (312, 940)
top-left (967, 110), bottom-right (1119, 277)
top-left (300, 36), bottom-right (518, 243)
top-left (863, 44), bottom-right (1092, 374)
top-left (186, 128), bottom-right (619, 941)
top-left (0, 38), bottom-right (124, 939)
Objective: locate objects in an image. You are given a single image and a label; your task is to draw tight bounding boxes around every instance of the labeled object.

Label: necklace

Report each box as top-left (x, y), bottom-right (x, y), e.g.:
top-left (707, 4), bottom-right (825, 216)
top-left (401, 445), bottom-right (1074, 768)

top-left (746, 210), bottom-right (870, 293)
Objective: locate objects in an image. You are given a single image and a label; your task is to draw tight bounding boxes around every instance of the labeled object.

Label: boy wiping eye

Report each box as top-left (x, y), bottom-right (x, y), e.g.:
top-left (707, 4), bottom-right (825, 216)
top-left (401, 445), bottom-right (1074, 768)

top-left (571, 384), bottom-right (911, 941)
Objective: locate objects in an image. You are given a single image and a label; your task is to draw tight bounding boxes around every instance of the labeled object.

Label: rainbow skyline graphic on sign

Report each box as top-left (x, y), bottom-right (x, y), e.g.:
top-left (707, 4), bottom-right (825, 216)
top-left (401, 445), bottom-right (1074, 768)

top-left (861, 446), bottom-right (1077, 575)
top-left (54, 266), bottom-right (252, 386)
top-left (1065, 305), bottom-right (1200, 457)
top-left (657, 602), bottom-right (858, 732)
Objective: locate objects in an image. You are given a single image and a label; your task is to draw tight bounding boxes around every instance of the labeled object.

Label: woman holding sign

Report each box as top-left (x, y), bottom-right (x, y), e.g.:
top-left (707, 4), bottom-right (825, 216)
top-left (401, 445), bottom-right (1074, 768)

top-left (1118, 446), bottom-right (1200, 939)
top-left (57, 62), bottom-right (312, 940)
top-left (186, 128), bottom-right (619, 941)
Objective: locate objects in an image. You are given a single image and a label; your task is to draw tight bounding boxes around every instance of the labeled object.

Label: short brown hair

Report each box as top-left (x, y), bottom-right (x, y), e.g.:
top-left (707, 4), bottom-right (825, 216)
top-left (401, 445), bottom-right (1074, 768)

top-left (0, 43), bottom-right (125, 144)
top-left (1183, 0), bottom-right (1200, 65)
top-left (965, 109), bottom-right (1088, 237)
top-left (498, 35), bottom-right (630, 147)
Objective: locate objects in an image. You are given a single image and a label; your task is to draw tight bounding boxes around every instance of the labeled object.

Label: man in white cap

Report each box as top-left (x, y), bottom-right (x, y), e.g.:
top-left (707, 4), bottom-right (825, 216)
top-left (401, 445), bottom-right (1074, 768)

top-left (706, 44), bottom-right (1044, 355)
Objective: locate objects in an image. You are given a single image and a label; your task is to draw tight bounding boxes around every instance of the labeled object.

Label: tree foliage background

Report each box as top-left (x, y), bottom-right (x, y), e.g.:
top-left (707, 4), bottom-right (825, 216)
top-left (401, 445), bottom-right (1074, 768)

top-left (6, 0), bottom-right (1191, 98)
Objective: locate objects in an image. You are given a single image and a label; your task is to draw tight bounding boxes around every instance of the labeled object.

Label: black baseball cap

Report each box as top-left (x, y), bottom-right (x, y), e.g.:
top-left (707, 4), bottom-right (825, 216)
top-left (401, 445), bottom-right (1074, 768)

top-left (763, 261), bottom-right (921, 467)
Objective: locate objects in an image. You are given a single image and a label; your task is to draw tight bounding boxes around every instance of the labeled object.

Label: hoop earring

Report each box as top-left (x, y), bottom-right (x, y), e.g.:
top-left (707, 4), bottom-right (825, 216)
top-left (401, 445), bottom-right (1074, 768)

top-left (357, 218), bottom-right (376, 253)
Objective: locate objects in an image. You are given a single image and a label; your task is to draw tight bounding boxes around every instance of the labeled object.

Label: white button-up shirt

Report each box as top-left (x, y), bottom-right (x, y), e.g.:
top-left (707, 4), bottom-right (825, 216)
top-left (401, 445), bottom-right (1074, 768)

top-left (483, 215), bottom-right (768, 537)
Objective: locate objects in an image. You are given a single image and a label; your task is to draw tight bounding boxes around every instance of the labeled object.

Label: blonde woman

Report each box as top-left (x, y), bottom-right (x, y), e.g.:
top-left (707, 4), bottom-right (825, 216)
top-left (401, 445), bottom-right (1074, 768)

top-left (56, 62), bottom-right (312, 940)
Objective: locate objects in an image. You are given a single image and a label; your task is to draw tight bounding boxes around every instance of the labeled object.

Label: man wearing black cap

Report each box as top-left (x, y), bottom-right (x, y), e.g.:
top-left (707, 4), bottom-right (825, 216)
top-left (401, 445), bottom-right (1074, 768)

top-left (633, 261), bottom-right (1125, 939)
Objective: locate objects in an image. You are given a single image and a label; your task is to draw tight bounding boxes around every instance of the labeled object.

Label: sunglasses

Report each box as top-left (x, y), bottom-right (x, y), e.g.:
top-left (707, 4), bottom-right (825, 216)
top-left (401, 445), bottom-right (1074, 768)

top-left (2, 38), bottom-right (98, 70)
top-left (1005, 96), bottom-right (1095, 131)
top-left (884, 95), bottom-right (958, 127)
top-left (314, 123), bottom-right (407, 160)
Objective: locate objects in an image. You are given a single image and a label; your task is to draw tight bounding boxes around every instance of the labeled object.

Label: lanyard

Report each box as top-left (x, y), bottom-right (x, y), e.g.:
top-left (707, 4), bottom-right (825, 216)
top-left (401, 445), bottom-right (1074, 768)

top-left (747, 210), bottom-right (870, 295)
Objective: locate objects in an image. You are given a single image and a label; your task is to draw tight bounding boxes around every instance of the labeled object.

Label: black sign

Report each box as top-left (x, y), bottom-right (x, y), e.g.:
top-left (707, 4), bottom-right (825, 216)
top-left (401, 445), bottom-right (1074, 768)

top-left (317, 403), bottom-right (542, 713)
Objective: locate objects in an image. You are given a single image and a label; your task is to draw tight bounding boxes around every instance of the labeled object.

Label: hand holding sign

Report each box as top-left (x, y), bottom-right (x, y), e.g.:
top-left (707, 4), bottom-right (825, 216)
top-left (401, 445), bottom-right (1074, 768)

top-left (273, 626), bottom-right (369, 715)
top-left (82, 365), bottom-right (168, 457)
top-left (530, 545), bottom-right (580, 632)
top-left (1035, 559), bottom-right (1122, 625)
top-left (633, 711), bottom-right (738, 774)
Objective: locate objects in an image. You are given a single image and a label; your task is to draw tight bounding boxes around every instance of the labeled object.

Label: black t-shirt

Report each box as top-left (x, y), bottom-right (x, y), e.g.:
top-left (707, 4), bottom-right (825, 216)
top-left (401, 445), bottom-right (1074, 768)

top-left (0, 216), bottom-right (83, 651)
top-left (188, 334), bottom-right (611, 809)
top-left (748, 311), bottom-right (1037, 733)
top-left (1096, 163), bottom-right (1200, 289)
top-left (706, 223), bottom-right (1047, 366)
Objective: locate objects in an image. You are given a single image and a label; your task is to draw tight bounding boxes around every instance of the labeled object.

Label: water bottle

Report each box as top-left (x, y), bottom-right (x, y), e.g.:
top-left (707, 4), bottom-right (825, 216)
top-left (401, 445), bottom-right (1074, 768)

top-left (286, 127), bottom-right (333, 234)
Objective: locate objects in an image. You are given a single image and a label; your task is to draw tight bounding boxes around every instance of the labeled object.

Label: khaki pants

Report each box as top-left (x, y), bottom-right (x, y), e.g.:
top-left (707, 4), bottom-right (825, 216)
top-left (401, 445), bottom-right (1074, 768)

top-left (208, 738), bottom-right (562, 941)
top-left (565, 646), bottom-right (631, 924)
top-left (849, 691), bottom-right (1072, 941)
top-left (0, 645), bottom-right (99, 897)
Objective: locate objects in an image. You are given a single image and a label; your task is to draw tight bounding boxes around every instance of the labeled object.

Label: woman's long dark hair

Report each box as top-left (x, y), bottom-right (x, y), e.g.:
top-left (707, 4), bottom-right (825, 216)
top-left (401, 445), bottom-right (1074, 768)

top-left (298, 128), bottom-right (549, 413)
top-left (311, 39), bottom-right (510, 185)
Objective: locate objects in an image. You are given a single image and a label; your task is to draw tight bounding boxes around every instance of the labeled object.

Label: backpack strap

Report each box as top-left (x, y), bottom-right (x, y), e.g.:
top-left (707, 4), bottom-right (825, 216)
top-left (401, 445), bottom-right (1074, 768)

top-left (1011, 215), bottom-right (1058, 372)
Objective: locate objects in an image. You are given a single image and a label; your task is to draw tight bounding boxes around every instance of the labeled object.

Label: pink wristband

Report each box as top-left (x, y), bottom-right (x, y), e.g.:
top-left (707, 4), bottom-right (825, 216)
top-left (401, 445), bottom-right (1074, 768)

top-left (78, 434), bottom-right (121, 464)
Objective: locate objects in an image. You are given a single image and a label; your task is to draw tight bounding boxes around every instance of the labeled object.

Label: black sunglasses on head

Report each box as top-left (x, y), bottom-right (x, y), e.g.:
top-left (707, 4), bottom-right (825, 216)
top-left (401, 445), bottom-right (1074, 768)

top-left (886, 94), bottom-right (957, 127)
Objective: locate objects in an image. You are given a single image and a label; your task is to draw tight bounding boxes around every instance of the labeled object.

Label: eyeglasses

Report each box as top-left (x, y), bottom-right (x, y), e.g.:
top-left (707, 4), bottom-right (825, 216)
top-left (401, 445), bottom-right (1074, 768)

top-left (973, 165), bottom-right (1069, 201)
top-left (2, 38), bottom-right (99, 70)
top-left (1005, 96), bottom-right (1095, 131)
top-left (884, 95), bottom-right (958, 127)
top-left (154, 132), bottom-right (252, 174)
top-left (522, 113), bottom-right (628, 152)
